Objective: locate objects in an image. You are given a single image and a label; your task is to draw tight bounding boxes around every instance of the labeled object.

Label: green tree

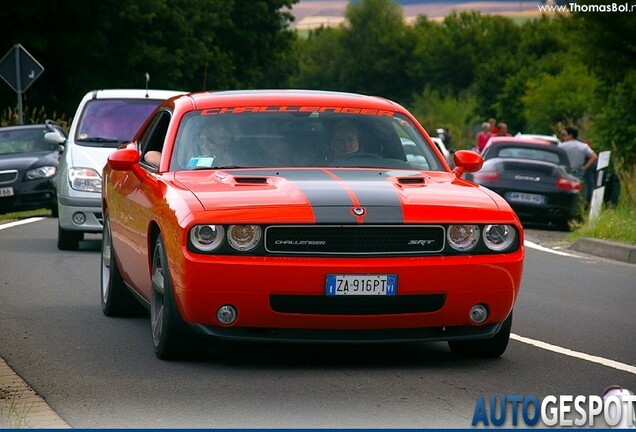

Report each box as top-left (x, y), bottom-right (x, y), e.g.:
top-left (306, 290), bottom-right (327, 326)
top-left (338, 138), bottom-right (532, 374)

top-left (589, 71), bottom-right (636, 165)
top-left (340, 0), bottom-right (416, 103)
top-left (410, 86), bottom-right (477, 150)
top-left (477, 13), bottom-right (568, 132)
top-left (290, 0), bottom-right (416, 104)
top-left (569, 1), bottom-right (636, 86)
top-left (495, 50), bottom-right (565, 134)
top-left (0, 0), bottom-right (298, 117)
top-left (521, 63), bottom-right (600, 133)
top-left (289, 27), bottom-right (347, 90)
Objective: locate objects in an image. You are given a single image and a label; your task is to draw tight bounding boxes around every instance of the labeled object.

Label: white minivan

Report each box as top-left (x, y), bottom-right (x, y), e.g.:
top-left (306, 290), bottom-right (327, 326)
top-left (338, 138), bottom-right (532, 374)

top-left (56, 89), bottom-right (184, 250)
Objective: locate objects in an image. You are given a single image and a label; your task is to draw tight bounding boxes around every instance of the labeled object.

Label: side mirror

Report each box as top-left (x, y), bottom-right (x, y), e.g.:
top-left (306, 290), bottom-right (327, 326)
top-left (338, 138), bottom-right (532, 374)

top-left (44, 131), bottom-right (66, 145)
top-left (108, 148), bottom-right (139, 171)
top-left (452, 150), bottom-right (483, 177)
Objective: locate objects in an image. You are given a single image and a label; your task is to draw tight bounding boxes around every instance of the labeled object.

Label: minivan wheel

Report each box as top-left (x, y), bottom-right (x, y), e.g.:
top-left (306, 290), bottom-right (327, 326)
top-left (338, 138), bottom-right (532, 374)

top-left (57, 224), bottom-right (82, 251)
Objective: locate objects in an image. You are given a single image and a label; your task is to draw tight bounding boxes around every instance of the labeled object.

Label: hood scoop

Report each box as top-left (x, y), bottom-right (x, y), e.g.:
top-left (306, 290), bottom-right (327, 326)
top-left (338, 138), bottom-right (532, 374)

top-left (234, 176), bottom-right (268, 184)
top-left (397, 176), bottom-right (426, 185)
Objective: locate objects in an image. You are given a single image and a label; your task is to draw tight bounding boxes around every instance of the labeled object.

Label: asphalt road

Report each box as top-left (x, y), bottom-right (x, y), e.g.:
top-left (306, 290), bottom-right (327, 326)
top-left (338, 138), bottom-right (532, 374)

top-left (1, 217), bottom-right (635, 428)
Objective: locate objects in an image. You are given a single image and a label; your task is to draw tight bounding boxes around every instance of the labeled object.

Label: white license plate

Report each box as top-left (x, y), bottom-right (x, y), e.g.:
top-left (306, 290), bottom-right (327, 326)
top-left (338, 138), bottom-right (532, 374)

top-left (326, 274), bottom-right (397, 296)
top-left (0, 186), bottom-right (14, 197)
top-left (506, 191), bottom-right (545, 205)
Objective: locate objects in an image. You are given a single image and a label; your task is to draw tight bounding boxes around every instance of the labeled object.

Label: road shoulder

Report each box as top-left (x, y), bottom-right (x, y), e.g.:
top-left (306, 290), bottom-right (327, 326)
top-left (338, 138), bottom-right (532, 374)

top-left (0, 358), bottom-right (69, 428)
top-left (524, 228), bottom-right (636, 264)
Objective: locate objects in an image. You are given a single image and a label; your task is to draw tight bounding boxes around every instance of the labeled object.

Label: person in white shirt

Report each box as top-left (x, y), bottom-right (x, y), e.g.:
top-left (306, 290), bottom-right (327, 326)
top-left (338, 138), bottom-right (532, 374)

top-left (559, 126), bottom-right (598, 175)
top-left (559, 126), bottom-right (598, 203)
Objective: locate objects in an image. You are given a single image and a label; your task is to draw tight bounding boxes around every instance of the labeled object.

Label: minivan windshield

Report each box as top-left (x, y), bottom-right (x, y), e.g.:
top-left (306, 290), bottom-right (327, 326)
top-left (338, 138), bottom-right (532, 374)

top-left (75, 98), bottom-right (162, 147)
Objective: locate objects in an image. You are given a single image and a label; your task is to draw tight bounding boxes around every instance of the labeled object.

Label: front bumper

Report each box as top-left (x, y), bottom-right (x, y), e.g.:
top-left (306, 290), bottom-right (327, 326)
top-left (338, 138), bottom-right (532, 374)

top-left (170, 251), bottom-right (524, 342)
top-left (0, 179), bottom-right (56, 213)
top-left (57, 195), bottom-right (103, 232)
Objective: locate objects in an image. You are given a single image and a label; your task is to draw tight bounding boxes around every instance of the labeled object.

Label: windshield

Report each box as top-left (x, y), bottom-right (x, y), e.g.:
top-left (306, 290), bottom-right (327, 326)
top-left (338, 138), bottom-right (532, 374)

top-left (75, 98), bottom-right (162, 147)
top-left (494, 146), bottom-right (564, 165)
top-left (0, 128), bottom-right (58, 155)
top-left (169, 109), bottom-right (444, 171)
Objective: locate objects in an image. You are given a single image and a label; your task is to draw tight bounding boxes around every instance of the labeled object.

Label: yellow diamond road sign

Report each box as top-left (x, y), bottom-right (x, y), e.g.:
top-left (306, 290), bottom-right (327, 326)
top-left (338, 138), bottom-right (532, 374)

top-left (0, 44), bottom-right (44, 94)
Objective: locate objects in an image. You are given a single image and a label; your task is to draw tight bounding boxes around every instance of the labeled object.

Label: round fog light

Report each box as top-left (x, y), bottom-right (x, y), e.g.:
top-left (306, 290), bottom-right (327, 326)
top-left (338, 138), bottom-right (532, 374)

top-left (470, 304), bottom-right (488, 324)
top-left (216, 305), bottom-right (237, 325)
top-left (72, 212), bottom-right (86, 225)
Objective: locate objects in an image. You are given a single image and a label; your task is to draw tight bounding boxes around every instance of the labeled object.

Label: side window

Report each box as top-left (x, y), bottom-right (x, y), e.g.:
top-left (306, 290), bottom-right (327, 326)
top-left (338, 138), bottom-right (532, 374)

top-left (138, 111), bottom-right (171, 168)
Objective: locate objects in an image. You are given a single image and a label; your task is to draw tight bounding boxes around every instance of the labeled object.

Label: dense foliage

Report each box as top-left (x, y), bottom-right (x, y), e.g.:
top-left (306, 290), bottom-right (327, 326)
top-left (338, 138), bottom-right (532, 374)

top-left (290, 0), bottom-right (636, 165)
top-left (2, 0), bottom-right (634, 164)
top-left (0, 0), bottom-right (298, 115)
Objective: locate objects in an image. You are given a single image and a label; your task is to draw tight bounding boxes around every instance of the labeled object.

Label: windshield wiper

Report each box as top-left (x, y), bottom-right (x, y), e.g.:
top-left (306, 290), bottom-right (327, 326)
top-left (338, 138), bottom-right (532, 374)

top-left (76, 137), bottom-right (126, 143)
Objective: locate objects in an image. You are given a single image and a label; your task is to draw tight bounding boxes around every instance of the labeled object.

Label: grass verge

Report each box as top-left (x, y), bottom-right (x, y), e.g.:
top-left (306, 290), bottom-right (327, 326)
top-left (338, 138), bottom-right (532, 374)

top-left (568, 163), bottom-right (636, 245)
top-left (0, 209), bottom-right (52, 223)
top-left (0, 390), bottom-right (33, 429)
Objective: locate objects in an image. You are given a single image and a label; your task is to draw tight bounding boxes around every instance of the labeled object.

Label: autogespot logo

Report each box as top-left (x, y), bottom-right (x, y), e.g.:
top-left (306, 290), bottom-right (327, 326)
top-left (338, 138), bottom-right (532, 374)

top-left (471, 393), bottom-right (636, 427)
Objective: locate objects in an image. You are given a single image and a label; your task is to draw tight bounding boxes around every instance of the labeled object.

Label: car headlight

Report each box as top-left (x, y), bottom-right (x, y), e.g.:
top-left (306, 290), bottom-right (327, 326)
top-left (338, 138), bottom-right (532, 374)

top-left (68, 168), bottom-right (102, 192)
top-left (227, 225), bottom-right (261, 251)
top-left (26, 166), bottom-right (56, 180)
top-left (483, 224), bottom-right (516, 252)
top-left (447, 224), bottom-right (480, 252)
top-left (189, 225), bottom-right (225, 252)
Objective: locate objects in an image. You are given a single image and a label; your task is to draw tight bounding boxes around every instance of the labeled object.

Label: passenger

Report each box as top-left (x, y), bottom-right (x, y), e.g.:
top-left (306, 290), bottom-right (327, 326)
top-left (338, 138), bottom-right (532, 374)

top-left (197, 119), bottom-right (234, 165)
top-left (145, 118), bottom-right (236, 168)
top-left (144, 150), bottom-right (161, 167)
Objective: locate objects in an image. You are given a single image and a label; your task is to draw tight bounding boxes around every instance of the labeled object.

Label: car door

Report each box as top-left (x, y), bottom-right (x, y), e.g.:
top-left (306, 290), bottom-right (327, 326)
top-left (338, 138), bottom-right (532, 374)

top-left (110, 111), bottom-right (172, 301)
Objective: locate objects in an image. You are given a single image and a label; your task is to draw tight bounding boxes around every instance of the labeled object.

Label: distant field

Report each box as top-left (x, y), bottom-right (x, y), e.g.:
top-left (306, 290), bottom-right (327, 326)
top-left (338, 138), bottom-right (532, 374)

top-left (291, 0), bottom-right (546, 29)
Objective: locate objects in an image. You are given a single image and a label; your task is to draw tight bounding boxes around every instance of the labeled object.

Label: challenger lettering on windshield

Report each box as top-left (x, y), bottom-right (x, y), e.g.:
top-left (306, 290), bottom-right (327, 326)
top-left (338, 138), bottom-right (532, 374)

top-left (201, 106), bottom-right (395, 117)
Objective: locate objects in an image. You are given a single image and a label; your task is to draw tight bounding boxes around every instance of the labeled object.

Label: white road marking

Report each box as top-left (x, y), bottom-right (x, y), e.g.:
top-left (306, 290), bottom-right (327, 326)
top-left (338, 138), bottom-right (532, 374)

top-left (524, 239), bottom-right (578, 257)
top-left (512, 333), bottom-right (636, 375)
top-left (0, 217), bottom-right (46, 230)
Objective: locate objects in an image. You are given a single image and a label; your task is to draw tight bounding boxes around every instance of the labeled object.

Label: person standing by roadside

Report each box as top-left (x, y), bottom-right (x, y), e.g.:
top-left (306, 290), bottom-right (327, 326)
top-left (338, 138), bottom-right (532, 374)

top-left (475, 122), bottom-right (492, 153)
top-left (496, 123), bottom-right (512, 137)
top-left (559, 126), bottom-right (598, 203)
top-left (488, 118), bottom-right (499, 135)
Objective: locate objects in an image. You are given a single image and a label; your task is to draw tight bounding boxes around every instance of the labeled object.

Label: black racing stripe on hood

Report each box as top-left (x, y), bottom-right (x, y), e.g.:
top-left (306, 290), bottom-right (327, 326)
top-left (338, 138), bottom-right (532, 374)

top-left (229, 169), bottom-right (404, 224)
top-left (330, 170), bottom-right (404, 223)
top-left (232, 169), bottom-right (357, 223)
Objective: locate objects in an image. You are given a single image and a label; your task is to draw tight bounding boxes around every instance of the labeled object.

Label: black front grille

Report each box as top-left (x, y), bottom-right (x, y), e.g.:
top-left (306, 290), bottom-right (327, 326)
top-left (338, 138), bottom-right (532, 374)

top-left (0, 170), bottom-right (18, 184)
top-left (270, 294), bottom-right (446, 315)
top-left (265, 225), bottom-right (445, 255)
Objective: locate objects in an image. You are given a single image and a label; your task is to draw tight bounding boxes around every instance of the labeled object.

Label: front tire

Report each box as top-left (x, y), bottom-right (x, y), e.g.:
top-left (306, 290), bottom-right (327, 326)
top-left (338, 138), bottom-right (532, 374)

top-left (57, 224), bottom-right (82, 251)
top-left (150, 235), bottom-right (200, 360)
top-left (101, 213), bottom-right (144, 316)
top-left (448, 311), bottom-right (513, 358)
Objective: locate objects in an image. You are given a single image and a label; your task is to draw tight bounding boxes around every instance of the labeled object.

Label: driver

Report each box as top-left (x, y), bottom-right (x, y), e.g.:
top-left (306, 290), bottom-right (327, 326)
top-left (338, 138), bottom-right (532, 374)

top-left (329, 120), bottom-right (360, 160)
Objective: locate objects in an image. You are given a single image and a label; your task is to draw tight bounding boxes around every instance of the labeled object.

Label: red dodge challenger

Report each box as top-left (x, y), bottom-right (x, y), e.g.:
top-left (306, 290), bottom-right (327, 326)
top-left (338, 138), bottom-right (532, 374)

top-left (101, 90), bottom-right (524, 360)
